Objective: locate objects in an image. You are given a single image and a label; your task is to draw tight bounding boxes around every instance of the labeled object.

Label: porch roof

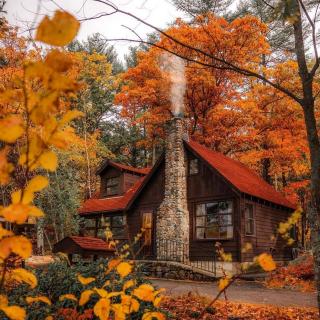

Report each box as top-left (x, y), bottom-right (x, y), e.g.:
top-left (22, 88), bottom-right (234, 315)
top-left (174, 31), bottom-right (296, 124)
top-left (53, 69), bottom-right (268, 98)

top-left (79, 176), bottom-right (146, 216)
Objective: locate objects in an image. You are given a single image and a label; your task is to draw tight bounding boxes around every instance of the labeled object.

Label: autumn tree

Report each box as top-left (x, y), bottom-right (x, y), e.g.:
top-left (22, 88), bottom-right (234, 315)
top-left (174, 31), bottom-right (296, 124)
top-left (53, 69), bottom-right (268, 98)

top-left (116, 15), bottom-right (269, 163)
top-left (90, 0), bottom-right (320, 307)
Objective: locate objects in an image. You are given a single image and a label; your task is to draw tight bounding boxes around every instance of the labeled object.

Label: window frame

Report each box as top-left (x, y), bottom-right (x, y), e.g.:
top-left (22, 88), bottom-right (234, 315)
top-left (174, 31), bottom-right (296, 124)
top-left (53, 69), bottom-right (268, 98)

top-left (194, 199), bottom-right (234, 241)
top-left (244, 203), bottom-right (255, 236)
top-left (90, 215), bottom-right (127, 240)
top-left (106, 176), bottom-right (120, 196)
top-left (188, 158), bottom-right (200, 176)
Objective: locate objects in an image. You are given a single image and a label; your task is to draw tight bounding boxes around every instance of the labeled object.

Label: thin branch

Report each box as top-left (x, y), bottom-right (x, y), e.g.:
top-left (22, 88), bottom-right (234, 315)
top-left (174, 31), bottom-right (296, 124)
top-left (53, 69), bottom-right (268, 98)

top-left (121, 24), bottom-right (144, 42)
top-left (261, 0), bottom-right (275, 10)
top-left (297, 0), bottom-right (319, 76)
top-left (90, 0), bottom-right (303, 105)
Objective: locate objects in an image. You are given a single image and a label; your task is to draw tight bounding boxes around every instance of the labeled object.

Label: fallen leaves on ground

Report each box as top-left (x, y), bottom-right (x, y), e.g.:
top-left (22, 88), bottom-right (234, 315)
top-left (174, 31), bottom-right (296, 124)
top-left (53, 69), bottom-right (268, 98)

top-left (264, 254), bottom-right (315, 292)
top-left (161, 295), bottom-right (318, 320)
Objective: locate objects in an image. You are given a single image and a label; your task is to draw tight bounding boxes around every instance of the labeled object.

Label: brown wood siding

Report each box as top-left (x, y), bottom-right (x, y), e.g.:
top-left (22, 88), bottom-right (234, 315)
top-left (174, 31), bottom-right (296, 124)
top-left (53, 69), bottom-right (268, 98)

top-left (126, 162), bottom-right (165, 256)
top-left (123, 172), bottom-right (141, 193)
top-left (186, 149), bottom-right (241, 262)
top-left (240, 198), bottom-right (293, 262)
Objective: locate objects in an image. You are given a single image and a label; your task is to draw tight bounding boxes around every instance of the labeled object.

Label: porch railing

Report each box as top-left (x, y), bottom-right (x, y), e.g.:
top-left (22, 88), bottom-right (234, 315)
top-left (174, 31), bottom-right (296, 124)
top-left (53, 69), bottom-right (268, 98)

top-left (135, 238), bottom-right (217, 276)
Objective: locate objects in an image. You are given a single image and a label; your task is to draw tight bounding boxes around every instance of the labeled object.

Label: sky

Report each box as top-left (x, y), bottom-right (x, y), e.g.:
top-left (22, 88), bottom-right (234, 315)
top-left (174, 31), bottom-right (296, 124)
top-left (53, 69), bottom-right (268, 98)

top-left (6, 0), bottom-right (185, 59)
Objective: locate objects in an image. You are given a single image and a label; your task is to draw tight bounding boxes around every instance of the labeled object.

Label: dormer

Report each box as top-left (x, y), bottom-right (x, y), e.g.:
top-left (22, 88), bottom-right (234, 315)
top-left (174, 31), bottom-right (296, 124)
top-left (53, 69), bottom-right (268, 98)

top-left (96, 160), bottom-right (149, 198)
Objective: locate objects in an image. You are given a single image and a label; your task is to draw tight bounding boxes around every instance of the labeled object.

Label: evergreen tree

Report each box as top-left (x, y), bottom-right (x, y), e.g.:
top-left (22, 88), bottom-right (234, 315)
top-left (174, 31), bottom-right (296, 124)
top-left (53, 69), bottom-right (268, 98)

top-left (173, 0), bottom-right (233, 16)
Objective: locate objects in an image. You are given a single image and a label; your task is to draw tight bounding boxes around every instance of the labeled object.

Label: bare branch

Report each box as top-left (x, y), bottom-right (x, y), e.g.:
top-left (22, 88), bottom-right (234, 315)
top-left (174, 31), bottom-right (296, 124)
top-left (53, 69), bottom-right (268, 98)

top-left (298, 0), bottom-right (319, 76)
top-left (121, 24), bottom-right (144, 42)
top-left (261, 0), bottom-right (275, 10)
top-left (90, 0), bottom-right (303, 105)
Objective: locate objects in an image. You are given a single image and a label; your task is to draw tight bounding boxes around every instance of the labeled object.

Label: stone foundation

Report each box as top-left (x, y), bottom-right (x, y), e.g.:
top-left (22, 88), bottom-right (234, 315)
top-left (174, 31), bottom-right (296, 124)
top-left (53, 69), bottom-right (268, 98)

top-left (137, 260), bottom-right (216, 282)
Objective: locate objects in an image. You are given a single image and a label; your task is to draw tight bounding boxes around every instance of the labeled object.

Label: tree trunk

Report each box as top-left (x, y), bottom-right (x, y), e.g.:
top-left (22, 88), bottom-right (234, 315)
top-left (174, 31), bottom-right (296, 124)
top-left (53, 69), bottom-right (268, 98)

top-left (302, 102), bottom-right (320, 310)
top-left (292, 2), bottom-right (320, 310)
top-left (261, 157), bottom-right (271, 184)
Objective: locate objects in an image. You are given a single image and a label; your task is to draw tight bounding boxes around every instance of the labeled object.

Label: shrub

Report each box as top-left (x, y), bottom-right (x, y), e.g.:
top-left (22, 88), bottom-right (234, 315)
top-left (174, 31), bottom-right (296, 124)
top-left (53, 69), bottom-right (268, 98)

top-left (6, 259), bottom-right (161, 320)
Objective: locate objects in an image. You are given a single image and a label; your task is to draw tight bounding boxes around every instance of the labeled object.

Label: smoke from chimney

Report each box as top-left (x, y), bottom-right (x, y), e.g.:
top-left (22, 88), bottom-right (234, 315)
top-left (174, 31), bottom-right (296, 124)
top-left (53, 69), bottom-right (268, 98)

top-left (159, 53), bottom-right (186, 117)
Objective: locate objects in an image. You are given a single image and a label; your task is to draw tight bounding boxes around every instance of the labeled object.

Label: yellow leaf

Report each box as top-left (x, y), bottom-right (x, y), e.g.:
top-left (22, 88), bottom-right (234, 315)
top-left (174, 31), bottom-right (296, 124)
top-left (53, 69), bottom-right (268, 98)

top-left (59, 294), bottom-right (77, 302)
top-left (0, 294), bottom-right (8, 307)
top-left (28, 206), bottom-right (44, 218)
top-left (133, 284), bottom-right (155, 302)
top-left (45, 49), bottom-right (73, 72)
top-left (257, 253), bottom-right (276, 272)
top-left (0, 225), bottom-right (13, 239)
top-left (27, 176), bottom-right (49, 193)
top-left (142, 312), bottom-right (165, 320)
top-left (102, 280), bottom-right (110, 288)
top-left (79, 290), bottom-right (94, 306)
top-left (116, 262), bottom-right (132, 278)
top-left (11, 268), bottom-right (37, 289)
top-left (94, 288), bottom-right (108, 298)
top-left (218, 277), bottom-right (229, 291)
top-left (36, 10), bottom-right (80, 46)
top-left (94, 298), bottom-right (110, 320)
top-left (11, 190), bottom-right (33, 205)
top-left (0, 236), bottom-right (32, 260)
top-left (0, 305), bottom-right (26, 320)
top-left (123, 279), bottom-right (136, 291)
top-left (78, 274), bottom-right (95, 285)
top-left (107, 258), bottom-right (121, 272)
top-left (111, 304), bottom-right (126, 320)
top-left (26, 296), bottom-right (51, 305)
top-left (60, 110), bottom-right (83, 125)
top-left (1, 204), bottom-right (29, 224)
top-left (121, 295), bottom-right (140, 314)
top-left (45, 317), bottom-right (54, 320)
top-left (39, 151), bottom-right (57, 171)
top-left (154, 296), bottom-right (162, 307)
top-left (241, 242), bottom-right (253, 253)
top-left (0, 115), bottom-right (24, 143)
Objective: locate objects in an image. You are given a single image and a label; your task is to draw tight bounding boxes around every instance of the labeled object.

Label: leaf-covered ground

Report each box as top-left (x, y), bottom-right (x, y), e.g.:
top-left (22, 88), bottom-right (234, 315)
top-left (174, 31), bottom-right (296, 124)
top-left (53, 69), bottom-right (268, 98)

top-left (161, 295), bottom-right (319, 320)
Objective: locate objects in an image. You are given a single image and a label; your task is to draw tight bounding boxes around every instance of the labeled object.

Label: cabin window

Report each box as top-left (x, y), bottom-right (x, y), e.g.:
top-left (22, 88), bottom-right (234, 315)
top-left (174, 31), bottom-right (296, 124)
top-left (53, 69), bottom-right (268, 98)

top-left (245, 204), bottom-right (255, 235)
top-left (195, 201), bottom-right (233, 239)
top-left (84, 219), bottom-right (96, 237)
top-left (97, 216), bottom-right (126, 239)
top-left (189, 158), bottom-right (199, 175)
top-left (106, 176), bottom-right (120, 196)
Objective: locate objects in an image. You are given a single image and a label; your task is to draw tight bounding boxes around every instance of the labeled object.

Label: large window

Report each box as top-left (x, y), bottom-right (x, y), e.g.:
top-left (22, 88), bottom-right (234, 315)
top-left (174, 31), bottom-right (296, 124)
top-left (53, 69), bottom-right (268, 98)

top-left (97, 215), bottom-right (127, 239)
top-left (195, 201), bottom-right (233, 239)
top-left (106, 177), bottom-right (120, 196)
top-left (244, 204), bottom-right (255, 235)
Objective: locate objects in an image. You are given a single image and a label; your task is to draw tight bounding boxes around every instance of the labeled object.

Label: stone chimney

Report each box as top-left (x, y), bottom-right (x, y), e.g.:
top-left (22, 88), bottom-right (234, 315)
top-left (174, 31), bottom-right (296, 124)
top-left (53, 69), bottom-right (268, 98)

top-left (156, 116), bottom-right (189, 262)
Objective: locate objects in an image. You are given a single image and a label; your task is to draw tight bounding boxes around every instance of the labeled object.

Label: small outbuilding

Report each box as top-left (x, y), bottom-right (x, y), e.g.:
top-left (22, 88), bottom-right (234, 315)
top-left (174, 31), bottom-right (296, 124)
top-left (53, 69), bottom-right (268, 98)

top-left (53, 236), bottom-right (115, 263)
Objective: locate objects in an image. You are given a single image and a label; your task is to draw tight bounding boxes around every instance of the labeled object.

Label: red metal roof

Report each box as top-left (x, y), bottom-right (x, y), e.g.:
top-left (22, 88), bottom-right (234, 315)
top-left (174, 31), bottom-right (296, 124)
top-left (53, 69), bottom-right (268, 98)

top-left (79, 177), bottom-right (145, 215)
top-left (80, 140), bottom-right (295, 215)
top-left (97, 160), bottom-right (150, 175)
top-left (186, 140), bottom-right (295, 209)
top-left (69, 236), bottom-right (113, 251)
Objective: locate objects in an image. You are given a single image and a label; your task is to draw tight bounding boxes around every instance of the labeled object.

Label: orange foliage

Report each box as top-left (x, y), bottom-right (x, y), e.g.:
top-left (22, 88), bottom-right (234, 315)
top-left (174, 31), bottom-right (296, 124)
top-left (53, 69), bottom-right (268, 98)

top-left (265, 255), bottom-right (315, 292)
top-left (161, 295), bottom-right (317, 320)
top-left (117, 14), bottom-right (310, 202)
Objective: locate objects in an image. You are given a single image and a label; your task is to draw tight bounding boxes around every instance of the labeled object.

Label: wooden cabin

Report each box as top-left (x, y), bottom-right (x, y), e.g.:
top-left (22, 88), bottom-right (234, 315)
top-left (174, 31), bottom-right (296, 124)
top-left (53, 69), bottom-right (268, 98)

top-left (70, 118), bottom-right (295, 271)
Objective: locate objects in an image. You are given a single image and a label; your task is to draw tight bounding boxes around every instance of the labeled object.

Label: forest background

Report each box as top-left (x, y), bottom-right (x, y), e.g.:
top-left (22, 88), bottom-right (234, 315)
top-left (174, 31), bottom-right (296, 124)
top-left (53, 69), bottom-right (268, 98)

top-left (0, 0), bottom-right (314, 252)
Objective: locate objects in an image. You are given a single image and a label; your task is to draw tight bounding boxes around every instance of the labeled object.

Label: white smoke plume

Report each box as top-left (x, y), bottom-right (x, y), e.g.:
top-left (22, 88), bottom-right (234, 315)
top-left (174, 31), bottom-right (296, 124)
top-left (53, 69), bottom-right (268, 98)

top-left (159, 52), bottom-right (186, 117)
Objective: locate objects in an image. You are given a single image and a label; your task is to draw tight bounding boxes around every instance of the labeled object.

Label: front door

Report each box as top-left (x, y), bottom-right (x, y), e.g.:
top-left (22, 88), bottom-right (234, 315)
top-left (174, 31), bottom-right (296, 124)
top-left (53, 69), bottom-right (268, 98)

top-left (142, 211), bottom-right (153, 256)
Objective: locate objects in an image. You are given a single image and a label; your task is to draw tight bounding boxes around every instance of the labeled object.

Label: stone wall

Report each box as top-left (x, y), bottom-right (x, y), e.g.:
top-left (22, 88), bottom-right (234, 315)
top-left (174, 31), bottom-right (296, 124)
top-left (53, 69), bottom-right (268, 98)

top-left (137, 260), bottom-right (216, 282)
top-left (156, 117), bottom-right (189, 262)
